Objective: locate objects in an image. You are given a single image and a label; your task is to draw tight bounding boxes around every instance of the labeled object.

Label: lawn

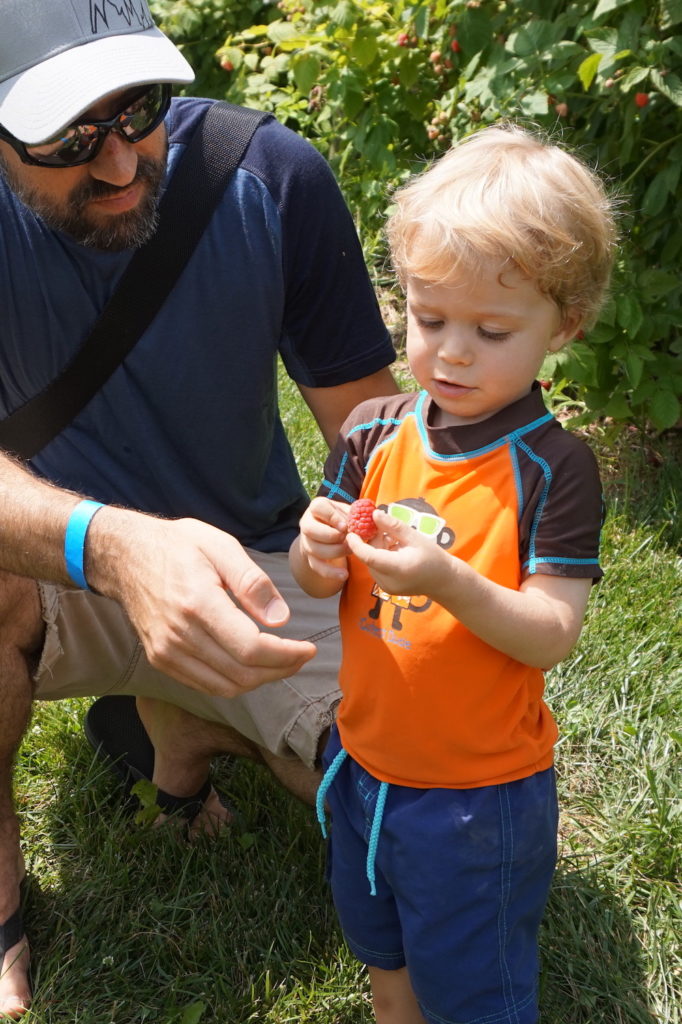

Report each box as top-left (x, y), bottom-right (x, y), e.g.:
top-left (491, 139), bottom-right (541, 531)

top-left (11, 368), bottom-right (681, 1024)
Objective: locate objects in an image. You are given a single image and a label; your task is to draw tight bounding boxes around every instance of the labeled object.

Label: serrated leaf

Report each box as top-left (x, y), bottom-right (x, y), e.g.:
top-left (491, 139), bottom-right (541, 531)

top-left (292, 52), bottom-right (321, 93)
top-left (520, 90), bottom-right (549, 115)
top-left (593, 0), bottom-right (626, 18)
top-left (241, 24), bottom-right (270, 39)
top-left (649, 388), bottom-right (681, 430)
top-left (624, 352), bottom-right (644, 388)
top-left (660, 0), bottom-right (682, 29)
top-left (330, 1), bottom-right (357, 29)
top-left (642, 171), bottom-right (672, 218)
top-left (634, 268), bottom-right (675, 296)
top-left (651, 70), bottom-right (682, 106)
top-left (616, 65), bottom-right (649, 89)
top-left (616, 293), bottom-right (644, 335)
top-left (605, 392), bottom-right (632, 419)
top-left (267, 20), bottom-right (301, 44)
top-left (578, 52), bottom-right (603, 90)
top-left (458, 8), bottom-right (494, 56)
top-left (350, 29), bottom-right (379, 68)
top-left (508, 20), bottom-right (560, 57)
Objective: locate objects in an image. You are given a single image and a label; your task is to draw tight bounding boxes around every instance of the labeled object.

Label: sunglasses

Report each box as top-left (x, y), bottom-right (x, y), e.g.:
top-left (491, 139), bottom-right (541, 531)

top-left (386, 503), bottom-right (445, 537)
top-left (0, 84), bottom-right (171, 168)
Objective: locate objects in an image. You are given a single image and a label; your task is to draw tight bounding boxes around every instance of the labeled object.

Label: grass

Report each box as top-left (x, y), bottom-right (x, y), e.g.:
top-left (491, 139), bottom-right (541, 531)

top-left (10, 372), bottom-right (681, 1024)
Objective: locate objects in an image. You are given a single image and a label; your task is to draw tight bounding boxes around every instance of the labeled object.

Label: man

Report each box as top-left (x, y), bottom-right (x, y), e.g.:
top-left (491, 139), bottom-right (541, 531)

top-left (0, 0), bottom-right (397, 1016)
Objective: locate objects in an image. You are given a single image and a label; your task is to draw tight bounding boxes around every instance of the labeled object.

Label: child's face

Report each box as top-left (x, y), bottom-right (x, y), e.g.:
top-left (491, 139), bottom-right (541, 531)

top-left (406, 262), bottom-right (579, 426)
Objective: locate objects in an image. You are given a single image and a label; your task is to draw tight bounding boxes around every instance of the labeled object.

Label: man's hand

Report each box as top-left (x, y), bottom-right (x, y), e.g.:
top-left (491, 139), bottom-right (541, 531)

top-left (87, 511), bottom-right (317, 698)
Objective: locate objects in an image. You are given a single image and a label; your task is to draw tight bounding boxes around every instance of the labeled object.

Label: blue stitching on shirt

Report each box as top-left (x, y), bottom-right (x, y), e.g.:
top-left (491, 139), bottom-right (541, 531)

top-left (509, 443), bottom-right (524, 524)
top-left (414, 392), bottom-right (554, 462)
top-left (324, 452), bottom-right (353, 501)
top-left (509, 434), bottom-right (552, 576)
top-left (524, 555), bottom-right (599, 568)
top-left (347, 415), bottom-right (403, 437)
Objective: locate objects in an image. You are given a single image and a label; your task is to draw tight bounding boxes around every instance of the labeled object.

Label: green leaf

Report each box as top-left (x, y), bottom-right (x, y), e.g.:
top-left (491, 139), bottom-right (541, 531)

top-left (637, 268), bottom-right (680, 299)
top-left (330, 1), bottom-right (356, 29)
top-left (507, 20), bottom-right (560, 58)
top-left (617, 65), bottom-right (649, 89)
top-left (292, 52), bottom-right (321, 93)
top-left (616, 293), bottom-right (644, 335)
top-left (624, 352), bottom-right (644, 388)
top-left (593, 0), bottom-right (632, 18)
top-left (520, 90), bottom-right (549, 115)
top-left (458, 8), bottom-right (494, 57)
top-left (660, 0), bottom-right (682, 29)
top-left (350, 29), bottom-right (378, 68)
top-left (179, 1001), bottom-right (207, 1024)
top-left (642, 171), bottom-right (672, 218)
top-left (649, 388), bottom-right (681, 430)
top-left (605, 392), bottom-right (632, 419)
top-left (651, 70), bottom-right (682, 106)
top-left (267, 20), bottom-right (300, 45)
top-left (578, 52), bottom-right (603, 90)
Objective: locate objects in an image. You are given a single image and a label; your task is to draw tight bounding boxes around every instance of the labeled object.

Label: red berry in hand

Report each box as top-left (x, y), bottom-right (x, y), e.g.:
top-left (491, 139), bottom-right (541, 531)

top-left (347, 499), bottom-right (378, 541)
top-left (635, 92), bottom-right (650, 107)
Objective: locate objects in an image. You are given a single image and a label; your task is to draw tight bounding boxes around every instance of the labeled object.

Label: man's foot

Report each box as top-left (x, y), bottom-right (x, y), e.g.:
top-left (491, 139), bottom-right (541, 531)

top-left (85, 696), bottom-right (242, 836)
top-left (1, 861), bottom-right (30, 1020)
top-left (0, 927), bottom-right (31, 1020)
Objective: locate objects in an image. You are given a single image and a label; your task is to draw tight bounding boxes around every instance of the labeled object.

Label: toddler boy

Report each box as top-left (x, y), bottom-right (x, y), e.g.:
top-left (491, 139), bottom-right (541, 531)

top-left (290, 124), bottom-right (616, 1024)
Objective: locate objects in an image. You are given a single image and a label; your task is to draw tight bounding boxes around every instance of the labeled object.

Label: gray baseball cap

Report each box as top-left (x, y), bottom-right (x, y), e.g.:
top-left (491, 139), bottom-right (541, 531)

top-left (0, 0), bottom-right (195, 144)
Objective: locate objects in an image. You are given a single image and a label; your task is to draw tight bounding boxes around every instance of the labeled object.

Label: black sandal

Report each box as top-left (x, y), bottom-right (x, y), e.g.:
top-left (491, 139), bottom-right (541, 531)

top-left (84, 695), bottom-right (235, 824)
top-left (0, 907), bottom-right (23, 961)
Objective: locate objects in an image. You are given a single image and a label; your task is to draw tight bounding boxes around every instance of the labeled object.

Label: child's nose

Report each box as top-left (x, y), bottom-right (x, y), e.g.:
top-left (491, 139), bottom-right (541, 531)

top-left (438, 329), bottom-right (472, 365)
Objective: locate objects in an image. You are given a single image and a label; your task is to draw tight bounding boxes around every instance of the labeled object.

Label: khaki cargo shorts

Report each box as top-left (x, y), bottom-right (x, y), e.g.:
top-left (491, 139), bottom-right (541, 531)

top-left (34, 549), bottom-right (342, 770)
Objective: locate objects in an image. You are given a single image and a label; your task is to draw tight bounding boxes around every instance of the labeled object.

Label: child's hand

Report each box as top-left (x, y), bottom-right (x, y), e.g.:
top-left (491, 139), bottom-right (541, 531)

top-left (345, 507), bottom-right (451, 597)
top-left (298, 497), bottom-right (350, 582)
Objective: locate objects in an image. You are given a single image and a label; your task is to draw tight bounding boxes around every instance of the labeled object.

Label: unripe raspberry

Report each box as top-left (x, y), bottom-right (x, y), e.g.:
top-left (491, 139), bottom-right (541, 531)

top-left (347, 499), bottom-right (378, 541)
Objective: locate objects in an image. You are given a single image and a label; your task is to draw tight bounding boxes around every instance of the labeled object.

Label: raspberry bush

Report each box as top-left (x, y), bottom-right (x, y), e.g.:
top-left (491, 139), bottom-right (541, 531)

top-left (151, 0), bottom-right (682, 431)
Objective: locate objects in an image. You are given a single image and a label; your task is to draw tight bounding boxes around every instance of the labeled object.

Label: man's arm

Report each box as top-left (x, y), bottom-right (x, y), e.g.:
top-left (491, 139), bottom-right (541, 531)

top-left (0, 451), bottom-right (316, 696)
top-left (298, 367), bottom-right (398, 448)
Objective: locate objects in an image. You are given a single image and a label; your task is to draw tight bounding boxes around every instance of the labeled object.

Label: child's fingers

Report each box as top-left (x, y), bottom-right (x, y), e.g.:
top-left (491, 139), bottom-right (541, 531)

top-left (308, 496), bottom-right (350, 533)
top-left (307, 553), bottom-right (348, 582)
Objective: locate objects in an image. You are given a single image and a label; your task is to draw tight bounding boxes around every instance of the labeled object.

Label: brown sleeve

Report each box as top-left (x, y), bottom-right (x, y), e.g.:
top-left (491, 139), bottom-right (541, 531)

top-left (318, 393), bottom-right (418, 504)
top-left (518, 425), bottom-right (604, 582)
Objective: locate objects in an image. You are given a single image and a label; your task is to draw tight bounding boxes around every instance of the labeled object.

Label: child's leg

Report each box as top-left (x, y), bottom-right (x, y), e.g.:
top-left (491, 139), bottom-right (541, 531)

top-left (369, 966), bottom-right (427, 1024)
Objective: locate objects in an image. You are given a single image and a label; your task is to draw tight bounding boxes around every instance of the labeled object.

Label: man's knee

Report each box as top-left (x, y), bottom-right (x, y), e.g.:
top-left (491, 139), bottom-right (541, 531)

top-left (0, 570), bottom-right (43, 661)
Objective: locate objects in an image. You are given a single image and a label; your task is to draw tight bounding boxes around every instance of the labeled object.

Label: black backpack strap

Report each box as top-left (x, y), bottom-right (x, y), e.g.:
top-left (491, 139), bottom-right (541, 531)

top-left (0, 102), bottom-right (272, 461)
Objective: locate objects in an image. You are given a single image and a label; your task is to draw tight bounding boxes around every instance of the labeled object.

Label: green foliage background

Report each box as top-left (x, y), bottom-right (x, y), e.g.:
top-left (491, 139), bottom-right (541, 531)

top-left (150, 0), bottom-right (682, 431)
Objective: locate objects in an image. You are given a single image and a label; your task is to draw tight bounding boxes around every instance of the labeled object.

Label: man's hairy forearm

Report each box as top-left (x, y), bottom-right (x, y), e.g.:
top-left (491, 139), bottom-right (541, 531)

top-left (0, 451), bottom-right (145, 592)
top-left (0, 452), bottom-right (86, 582)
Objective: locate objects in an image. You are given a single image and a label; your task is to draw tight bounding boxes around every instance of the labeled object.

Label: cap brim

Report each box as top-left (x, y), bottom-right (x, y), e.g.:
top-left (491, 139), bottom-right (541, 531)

top-left (0, 27), bottom-right (194, 144)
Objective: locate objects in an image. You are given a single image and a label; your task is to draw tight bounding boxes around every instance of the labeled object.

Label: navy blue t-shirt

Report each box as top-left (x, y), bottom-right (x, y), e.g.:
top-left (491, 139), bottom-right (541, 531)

top-left (0, 98), bottom-right (394, 550)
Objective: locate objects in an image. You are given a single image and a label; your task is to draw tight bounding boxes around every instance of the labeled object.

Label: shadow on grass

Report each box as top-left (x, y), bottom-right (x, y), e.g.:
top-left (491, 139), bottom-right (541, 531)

top-left (18, 703), bottom-right (665, 1023)
top-left (541, 863), bottom-right (661, 1024)
top-left (18, 703), bottom-right (349, 1024)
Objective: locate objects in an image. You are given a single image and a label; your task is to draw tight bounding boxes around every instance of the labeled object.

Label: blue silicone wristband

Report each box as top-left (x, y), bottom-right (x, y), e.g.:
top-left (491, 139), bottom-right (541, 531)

top-left (64, 500), bottom-right (105, 590)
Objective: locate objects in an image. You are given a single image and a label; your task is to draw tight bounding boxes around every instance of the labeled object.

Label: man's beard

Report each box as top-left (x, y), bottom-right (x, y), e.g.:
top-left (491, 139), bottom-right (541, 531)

top-left (0, 151), bottom-right (167, 251)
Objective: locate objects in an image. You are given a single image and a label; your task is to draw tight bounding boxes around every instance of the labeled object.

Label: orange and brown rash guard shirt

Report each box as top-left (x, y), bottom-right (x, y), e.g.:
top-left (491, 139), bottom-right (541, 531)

top-left (318, 384), bottom-right (604, 789)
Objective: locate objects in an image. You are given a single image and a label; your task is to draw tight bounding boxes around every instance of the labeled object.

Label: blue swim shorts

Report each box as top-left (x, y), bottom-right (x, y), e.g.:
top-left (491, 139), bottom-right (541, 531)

top-left (321, 725), bottom-right (558, 1024)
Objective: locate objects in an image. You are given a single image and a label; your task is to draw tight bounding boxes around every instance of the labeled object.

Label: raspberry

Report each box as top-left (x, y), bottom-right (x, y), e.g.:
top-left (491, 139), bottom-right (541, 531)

top-left (347, 498), bottom-right (378, 541)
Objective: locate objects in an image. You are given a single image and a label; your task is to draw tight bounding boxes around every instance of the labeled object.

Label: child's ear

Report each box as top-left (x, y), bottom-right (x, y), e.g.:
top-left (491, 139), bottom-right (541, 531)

top-left (547, 306), bottom-right (583, 353)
